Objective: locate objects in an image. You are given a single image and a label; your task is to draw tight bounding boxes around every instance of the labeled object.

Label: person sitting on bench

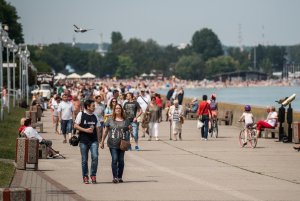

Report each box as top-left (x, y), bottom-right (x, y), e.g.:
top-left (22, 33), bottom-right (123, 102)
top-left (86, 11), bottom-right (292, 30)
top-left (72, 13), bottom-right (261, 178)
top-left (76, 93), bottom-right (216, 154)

top-left (185, 97), bottom-right (198, 117)
top-left (19, 118), bottom-right (59, 158)
top-left (256, 106), bottom-right (278, 138)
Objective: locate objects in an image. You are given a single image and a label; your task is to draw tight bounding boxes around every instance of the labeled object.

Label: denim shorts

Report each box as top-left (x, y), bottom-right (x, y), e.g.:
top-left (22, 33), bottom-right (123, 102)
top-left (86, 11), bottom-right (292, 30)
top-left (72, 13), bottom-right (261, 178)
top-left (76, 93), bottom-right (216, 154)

top-left (61, 119), bottom-right (73, 135)
top-left (131, 122), bottom-right (139, 140)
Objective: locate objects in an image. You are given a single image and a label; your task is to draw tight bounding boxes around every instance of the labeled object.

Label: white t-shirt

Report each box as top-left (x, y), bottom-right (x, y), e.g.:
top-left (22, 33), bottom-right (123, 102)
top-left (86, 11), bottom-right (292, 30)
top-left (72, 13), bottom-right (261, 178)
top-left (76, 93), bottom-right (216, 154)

top-left (241, 112), bottom-right (254, 125)
top-left (57, 101), bottom-right (73, 120)
top-left (266, 111), bottom-right (278, 127)
top-left (137, 95), bottom-right (150, 112)
top-left (75, 110), bottom-right (100, 127)
top-left (23, 127), bottom-right (43, 143)
top-left (51, 100), bottom-right (59, 116)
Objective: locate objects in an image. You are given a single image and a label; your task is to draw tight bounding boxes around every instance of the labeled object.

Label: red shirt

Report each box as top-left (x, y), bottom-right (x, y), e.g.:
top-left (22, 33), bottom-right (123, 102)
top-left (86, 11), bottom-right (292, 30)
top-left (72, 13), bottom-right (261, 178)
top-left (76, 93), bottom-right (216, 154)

top-left (197, 101), bottom-right (211, 116)
top-left (155, 97), bottom-right (162, 107)
top-left (18, 125), bottom-right (27, 134)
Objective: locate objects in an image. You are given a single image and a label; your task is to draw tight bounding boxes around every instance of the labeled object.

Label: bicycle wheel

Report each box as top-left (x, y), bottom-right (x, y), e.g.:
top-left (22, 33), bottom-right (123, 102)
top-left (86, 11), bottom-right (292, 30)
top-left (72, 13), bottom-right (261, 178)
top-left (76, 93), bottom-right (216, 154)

top-left (212, 120), bottom-right (218, 138)
top-left (249, 129), bottom-right (257, 148)
top-left (239, 129), bottom-right (246, 147)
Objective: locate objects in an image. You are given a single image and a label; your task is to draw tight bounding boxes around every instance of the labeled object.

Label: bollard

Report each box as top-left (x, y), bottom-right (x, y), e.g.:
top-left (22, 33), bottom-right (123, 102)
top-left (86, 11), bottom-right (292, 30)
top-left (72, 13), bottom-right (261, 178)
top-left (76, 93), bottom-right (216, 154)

top-left (15, 138), bottom-right (39, 170)
top-left (0, 187), bottom-right (31, 201)
top-left (293, 122), bottom-right (300, 143)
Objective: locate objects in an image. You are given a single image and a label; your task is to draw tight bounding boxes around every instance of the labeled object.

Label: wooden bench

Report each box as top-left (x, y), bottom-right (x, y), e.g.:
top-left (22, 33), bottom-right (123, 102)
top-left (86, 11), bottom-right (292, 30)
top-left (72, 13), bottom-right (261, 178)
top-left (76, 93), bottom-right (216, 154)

top-left (261, 127), bottom-right (279, 138)
top-left (186, 112), bottom-right (198, 120)
top-left (218, 110), bottom-right (233, 125)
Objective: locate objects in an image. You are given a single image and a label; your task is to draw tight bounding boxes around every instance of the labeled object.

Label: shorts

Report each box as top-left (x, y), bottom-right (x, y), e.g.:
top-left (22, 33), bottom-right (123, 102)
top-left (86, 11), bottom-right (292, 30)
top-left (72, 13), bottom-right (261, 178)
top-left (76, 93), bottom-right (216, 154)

top-left (61, 119), bottom-right (73, 135)
top-left (131, 121), bottom-right (139, 140)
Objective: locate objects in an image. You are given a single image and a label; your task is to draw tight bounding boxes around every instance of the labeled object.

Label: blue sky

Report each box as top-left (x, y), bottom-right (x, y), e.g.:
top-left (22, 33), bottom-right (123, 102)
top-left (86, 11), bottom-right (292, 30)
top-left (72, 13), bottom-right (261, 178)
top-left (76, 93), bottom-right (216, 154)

top-left (6, 0), bottom-right (300, 46)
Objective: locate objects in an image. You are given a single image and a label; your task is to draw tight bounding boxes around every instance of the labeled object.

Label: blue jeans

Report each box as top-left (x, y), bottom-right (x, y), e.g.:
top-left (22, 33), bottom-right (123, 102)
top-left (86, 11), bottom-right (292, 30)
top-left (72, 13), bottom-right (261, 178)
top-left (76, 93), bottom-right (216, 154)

top-left (80, 141), bottom-right (99, 177)
top-left (201, 119), bottom-right (209, 139)
top-left (61, 119), bottom-right (73, 135)
top-left (109, 148), bottom-right (125, 179)
top-left (131, 121), bottom-right (139, 141)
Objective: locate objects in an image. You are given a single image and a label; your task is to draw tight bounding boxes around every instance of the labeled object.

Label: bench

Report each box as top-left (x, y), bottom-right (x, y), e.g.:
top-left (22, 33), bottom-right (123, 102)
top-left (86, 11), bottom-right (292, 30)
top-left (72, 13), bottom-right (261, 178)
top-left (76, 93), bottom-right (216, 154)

top-left (261, 127), bottom-right (279, 138)
top-left (186, 112), bottom-right (198, 120)
top-left (38, 144), bottom-right (47, 159)
top-left (218, 110), bottom-right (233, 125)
top-left (0, 187), bottom-right (31, 201)
top-left (15, 138), bottom-right (39, 170)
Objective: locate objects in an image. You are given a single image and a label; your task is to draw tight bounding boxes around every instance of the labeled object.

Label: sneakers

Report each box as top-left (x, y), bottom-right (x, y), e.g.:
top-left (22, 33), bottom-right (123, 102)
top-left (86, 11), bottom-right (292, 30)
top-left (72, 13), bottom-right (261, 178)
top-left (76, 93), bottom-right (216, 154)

top-left (91, 176), bottom-right (97, 184)
top-left (112, 178), bottom-right (119, 183)
top-left (155, 137), bottom-right (159, 141)
top-left (118, 178), bottom-right (123, 183)
top-left (52, 153), bottom-right (60, 158)
top-left (135, 146), bottom-right (140, 151)
top-left (83, 176), bottom-right (89, 184)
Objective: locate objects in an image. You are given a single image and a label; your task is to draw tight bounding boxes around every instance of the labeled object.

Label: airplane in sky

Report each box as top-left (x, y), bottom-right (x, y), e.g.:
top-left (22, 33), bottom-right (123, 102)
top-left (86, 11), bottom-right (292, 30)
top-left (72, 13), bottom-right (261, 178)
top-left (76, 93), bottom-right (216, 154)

top-left (73, 24), bottom-right (93, 33)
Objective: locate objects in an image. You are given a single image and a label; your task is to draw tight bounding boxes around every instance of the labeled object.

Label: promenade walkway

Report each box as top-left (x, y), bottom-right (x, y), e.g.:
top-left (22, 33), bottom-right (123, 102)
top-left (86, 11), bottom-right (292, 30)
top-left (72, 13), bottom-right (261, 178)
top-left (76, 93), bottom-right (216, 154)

top-left (11, 110), bottom-right (300, 201)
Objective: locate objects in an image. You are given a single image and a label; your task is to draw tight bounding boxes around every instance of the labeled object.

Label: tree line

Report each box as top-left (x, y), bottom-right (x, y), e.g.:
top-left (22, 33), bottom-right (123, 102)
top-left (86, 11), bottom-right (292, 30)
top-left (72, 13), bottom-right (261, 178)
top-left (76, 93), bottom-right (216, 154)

top-left (2, 0), bottom-right (300, 82)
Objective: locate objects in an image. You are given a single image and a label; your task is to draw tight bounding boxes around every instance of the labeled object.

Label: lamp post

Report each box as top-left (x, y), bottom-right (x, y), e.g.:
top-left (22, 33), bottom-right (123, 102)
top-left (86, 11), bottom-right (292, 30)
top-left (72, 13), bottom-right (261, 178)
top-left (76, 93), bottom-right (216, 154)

top-left (12, 40), bottom-right (18, 107)
top-left (0, 22), bottom-right (3, 120)
top-left (5, 38), bottom-right (12, 113)
top-left (24, 46), bottom-right (30, 106)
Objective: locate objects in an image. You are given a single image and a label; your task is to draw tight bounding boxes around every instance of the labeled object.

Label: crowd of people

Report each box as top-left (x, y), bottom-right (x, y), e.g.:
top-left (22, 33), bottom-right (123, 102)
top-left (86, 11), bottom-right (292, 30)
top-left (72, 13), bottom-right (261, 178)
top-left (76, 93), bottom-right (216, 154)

top-left (18, 78), bottom-right (287, 184)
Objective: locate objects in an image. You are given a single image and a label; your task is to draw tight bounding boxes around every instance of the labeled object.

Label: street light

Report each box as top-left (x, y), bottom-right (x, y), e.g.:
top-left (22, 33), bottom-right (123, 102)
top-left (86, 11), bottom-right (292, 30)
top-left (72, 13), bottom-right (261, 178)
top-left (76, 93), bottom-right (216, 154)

top-left (12, 40), bottom-right (18, 107)
top-left (0, 22), bottom-right (3, 120)
top-left (3, 37), bottom-right (13, 113)
top-left (24, 46), bottom-right (30, 106)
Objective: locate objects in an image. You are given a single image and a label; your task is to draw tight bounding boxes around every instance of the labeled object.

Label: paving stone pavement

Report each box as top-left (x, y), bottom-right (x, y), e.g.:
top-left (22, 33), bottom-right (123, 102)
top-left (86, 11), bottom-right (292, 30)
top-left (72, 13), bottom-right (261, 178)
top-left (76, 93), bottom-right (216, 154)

top-left (10, 109), bottom-right (300, 201)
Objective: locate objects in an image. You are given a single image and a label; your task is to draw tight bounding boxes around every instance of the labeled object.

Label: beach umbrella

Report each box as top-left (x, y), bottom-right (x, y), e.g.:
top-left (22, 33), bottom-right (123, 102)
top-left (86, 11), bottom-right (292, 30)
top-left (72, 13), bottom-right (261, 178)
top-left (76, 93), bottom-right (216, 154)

top-left (54, 73), bottom-right (66, 80)
top-left (141, 73), bottom-right (148, 77)
top-left (81, 72), bottom-right (96, 79)
top-left (67, 73), bottom-right (81, 79)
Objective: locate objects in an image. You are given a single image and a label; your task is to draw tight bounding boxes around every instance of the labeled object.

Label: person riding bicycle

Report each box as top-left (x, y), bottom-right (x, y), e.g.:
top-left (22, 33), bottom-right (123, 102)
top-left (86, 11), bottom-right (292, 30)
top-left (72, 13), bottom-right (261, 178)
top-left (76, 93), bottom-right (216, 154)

top-left (239, 105), bottom-right (254, 146)
top-left (208, 94), bottom-right (218, 133)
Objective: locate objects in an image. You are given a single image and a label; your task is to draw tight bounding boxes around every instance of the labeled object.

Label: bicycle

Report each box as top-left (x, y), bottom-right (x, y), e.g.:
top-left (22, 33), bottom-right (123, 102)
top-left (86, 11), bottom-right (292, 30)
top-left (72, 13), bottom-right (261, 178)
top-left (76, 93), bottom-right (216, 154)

top-left (210, 117), bottom-right (218, 138)
top-left (238, 123), bottom-right (257, 148)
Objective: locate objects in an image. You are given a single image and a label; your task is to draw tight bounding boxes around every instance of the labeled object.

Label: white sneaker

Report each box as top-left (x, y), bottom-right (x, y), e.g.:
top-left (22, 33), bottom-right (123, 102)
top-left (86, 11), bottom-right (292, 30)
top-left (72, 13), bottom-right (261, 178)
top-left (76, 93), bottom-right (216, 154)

top-left (204, 138), bottom-right (208, 141)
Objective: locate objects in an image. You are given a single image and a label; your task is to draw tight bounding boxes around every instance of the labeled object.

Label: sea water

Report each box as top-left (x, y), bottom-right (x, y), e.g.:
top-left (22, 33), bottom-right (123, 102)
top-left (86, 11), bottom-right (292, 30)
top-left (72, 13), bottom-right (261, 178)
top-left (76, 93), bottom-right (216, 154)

top-left (158, 86), bottom-right (300, 111)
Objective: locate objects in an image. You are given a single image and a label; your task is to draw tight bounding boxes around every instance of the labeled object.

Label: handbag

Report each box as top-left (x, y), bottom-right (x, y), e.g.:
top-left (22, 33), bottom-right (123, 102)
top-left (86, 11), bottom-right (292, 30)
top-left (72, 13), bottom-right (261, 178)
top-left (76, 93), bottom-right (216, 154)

top-left (197, 120), bottom-right (204, 129)
top-left (119, 128), bottom-right (131, 151)
top-left (120, 139), bottom-right (131, 151)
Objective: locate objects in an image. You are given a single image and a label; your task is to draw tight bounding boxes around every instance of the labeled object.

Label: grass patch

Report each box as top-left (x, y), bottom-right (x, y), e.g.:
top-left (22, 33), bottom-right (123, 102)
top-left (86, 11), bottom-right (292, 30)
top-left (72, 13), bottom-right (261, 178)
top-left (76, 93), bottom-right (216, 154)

top-left (0, 161), bottom-right (15, 187)
top-left (0, 106), bottom-right (27, 159)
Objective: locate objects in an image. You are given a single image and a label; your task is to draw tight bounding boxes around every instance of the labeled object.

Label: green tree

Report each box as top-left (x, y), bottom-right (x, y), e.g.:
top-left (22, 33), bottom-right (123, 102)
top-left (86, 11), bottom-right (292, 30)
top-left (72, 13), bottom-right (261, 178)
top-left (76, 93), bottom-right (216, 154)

top-left (191, 28), bottom-right (223, 61)
top-left (0, 0), bottom-right (24, 43)
top-left (175, 54), bottom-right (205, 80)
top-left (206, 56), bottom-right (239, 77)
top-left (115, 55), bottom-right (136, 78)
top-left (226, 47), bottom-right (250, 70)
top-left (287, 45), bottom-right (300, 63)
top-left (260, 58), bottom-right (272, 75)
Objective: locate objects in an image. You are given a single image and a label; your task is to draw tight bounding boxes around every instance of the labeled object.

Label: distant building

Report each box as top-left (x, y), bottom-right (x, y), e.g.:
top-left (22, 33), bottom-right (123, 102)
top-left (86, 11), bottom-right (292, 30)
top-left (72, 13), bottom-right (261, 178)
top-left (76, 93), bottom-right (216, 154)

top-left (212, 71), bottom-right (268, 82)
